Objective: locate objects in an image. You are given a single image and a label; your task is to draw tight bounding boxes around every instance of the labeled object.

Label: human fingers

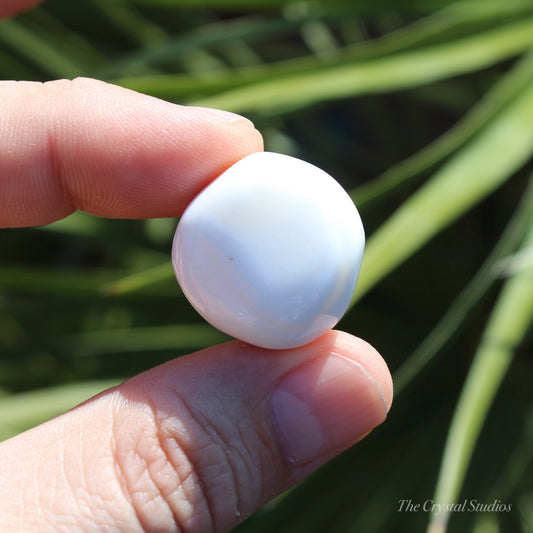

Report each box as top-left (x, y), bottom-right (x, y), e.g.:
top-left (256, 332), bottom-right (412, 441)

top-left (0, 0), bottom-right (42, 18)
top-left (0, 77), bottom-right (263, 227)
top-left (0, 330), bottom-right (392, 532)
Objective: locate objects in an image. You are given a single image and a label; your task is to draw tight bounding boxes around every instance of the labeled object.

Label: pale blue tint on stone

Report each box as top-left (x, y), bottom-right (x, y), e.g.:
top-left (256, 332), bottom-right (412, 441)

top-left (172, 152), bottom-right (365, 350)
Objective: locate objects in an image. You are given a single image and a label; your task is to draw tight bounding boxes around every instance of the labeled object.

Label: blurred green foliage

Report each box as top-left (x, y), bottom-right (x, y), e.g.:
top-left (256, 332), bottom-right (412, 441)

top-left (1, 0), bottom-right (533, 532)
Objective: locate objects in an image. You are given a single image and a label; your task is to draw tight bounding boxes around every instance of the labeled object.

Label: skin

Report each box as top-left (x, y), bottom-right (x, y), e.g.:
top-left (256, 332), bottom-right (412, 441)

top-left (0, 1), bottom-right (393, 531)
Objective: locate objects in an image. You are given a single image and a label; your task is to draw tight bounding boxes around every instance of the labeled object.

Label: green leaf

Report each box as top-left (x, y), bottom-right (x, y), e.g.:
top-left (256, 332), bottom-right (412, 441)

top-left (0, 380), bottom-right (120, 441)
top-left (0, 265), bottom-right (175, 298)
top-left (124, 0), bottom-right (479, 13)
top-left (102, 16), bottom-right (293, 78)
top-left (127, 0), bottom-right (289, 7)
top-left (0, 19), bottom-right (85, 78)
top-left (351, 49), bottom-right (533, 208)
top-left (20, 7), bottom-right (107, 72)
top-left (0, 266), bottom-right (124, 297)
top-left (102, 262), bottom-right (175, 296)
top-left (189, 18), bottom-right (533, 113)
top-left (91, 0), bottom-right (169, 49)
top-left (428, 219), bottom-right (533, 533)
top-left (56, 324), bottom-right (229, 357)
top-left (352, 78), bottom-right (533, 304)
top-left (114, 6), bottom-right (533, 104)
top-left (393, 178), bottom-right (533, 394)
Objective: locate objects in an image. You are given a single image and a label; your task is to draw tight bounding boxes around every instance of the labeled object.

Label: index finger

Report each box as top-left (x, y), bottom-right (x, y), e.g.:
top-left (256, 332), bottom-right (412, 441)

top-left (0, 78), bottom-right (263, 227)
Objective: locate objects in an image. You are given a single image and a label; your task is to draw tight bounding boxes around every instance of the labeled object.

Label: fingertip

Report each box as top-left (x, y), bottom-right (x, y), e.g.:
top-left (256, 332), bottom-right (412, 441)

top-left (326, 330), bottom-right (394, 413)
top-left (266, 330), bottom-right (392, 469)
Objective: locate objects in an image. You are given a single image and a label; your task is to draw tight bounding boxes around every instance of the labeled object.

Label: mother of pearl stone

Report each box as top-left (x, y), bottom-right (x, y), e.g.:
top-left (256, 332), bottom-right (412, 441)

top-left (172, 152), bottom-right (365, 350)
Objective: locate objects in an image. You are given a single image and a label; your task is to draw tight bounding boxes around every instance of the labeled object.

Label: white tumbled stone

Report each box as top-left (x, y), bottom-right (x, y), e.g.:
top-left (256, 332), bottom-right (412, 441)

top-left (172, 152), bottom-right (365, 350)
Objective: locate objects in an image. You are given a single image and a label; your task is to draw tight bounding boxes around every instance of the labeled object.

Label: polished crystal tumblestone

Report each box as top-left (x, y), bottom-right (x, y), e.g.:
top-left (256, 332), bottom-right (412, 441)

top-left (172, 152), bottom-right (365, 350)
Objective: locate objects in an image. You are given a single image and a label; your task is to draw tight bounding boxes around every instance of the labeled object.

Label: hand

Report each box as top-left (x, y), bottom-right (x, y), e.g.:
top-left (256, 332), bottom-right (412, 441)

top-left (0, 2), bottom-right (393, 532)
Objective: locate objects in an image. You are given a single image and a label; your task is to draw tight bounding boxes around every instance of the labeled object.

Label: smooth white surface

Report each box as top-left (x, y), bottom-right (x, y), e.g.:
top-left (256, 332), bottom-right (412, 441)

top-left (172, 152), bottom-right (365, 349)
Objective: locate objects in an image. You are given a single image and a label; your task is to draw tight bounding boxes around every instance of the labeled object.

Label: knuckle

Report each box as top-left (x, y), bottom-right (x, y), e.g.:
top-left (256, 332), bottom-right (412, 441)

top-left (111, 390), bottom-right (272, 533)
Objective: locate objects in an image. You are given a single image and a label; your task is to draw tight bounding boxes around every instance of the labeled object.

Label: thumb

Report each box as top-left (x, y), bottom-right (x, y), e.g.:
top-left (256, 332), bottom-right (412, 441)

top-left (0, 330), bottom-right (392, 533)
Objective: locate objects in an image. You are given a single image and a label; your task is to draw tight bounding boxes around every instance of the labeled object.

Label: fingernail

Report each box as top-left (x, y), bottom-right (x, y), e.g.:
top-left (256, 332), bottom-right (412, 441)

top-left (191, 106), bottom-right (255, 126)
top-left (270, 353), bottom-right (389, 467)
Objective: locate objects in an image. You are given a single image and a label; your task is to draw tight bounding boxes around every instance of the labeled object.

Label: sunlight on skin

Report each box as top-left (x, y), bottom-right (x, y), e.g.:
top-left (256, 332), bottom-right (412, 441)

top-left (0, 2), bottom-right (392, 531)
